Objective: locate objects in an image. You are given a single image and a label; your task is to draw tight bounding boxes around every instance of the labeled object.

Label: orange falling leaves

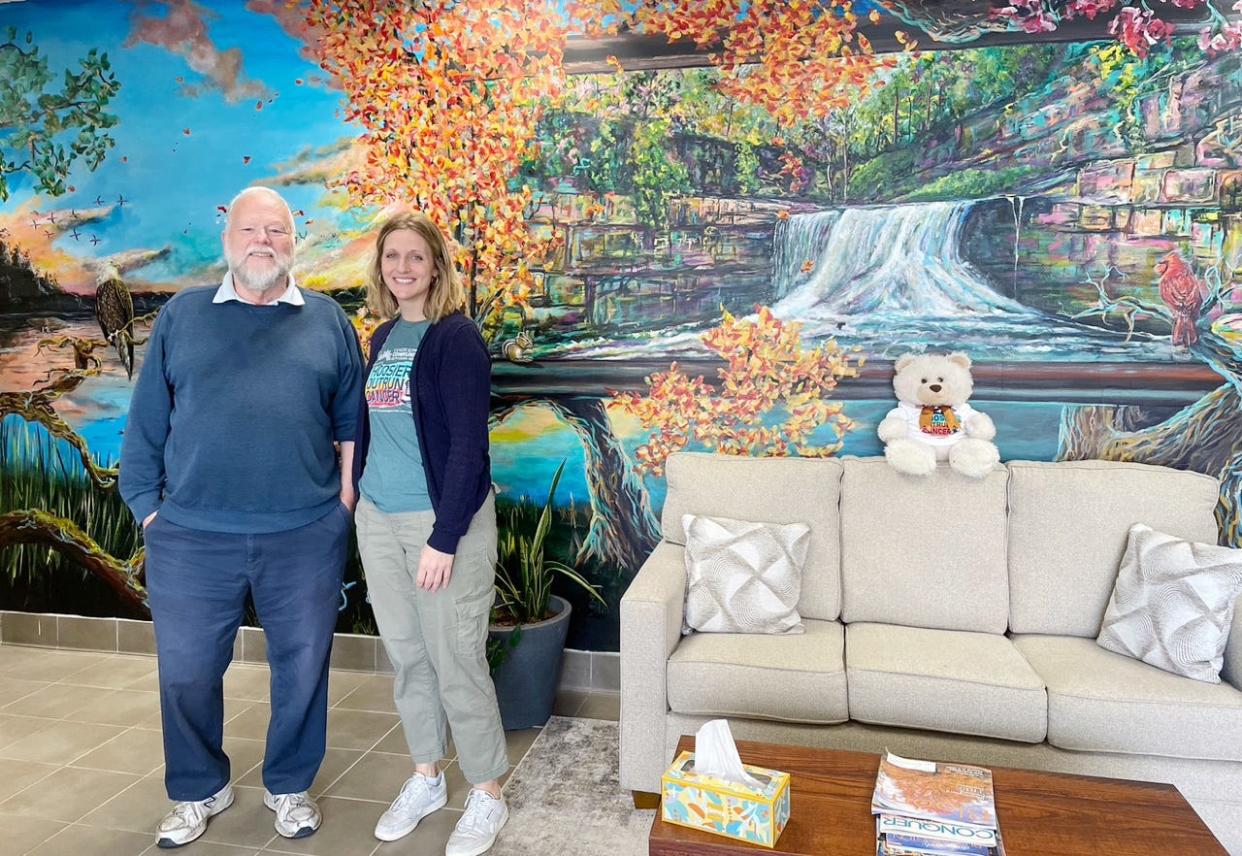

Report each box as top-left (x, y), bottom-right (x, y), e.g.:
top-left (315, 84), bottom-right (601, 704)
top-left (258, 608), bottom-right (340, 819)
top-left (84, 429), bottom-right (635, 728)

top-left (614, 306), bottom-right (861, 475)
top-left (800, 259), bottom-right (815, 273)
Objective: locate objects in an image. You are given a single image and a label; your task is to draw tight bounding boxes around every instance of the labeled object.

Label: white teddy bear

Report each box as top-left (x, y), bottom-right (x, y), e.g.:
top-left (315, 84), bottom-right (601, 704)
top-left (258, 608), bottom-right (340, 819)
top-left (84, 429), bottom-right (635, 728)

top-left (877, 352), bottom-right (1001, 479)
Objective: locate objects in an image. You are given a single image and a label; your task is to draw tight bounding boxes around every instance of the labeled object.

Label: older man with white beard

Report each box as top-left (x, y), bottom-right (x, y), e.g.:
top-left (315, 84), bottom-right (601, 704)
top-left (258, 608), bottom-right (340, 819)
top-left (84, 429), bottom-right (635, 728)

top-left (120, 186), bottom-right (362, 849)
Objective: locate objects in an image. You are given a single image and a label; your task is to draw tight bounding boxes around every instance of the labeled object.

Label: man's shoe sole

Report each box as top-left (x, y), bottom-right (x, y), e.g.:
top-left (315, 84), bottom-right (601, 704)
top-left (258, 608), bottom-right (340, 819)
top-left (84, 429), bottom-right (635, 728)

top-left (373, 792), bottom-right (448, 842)
top-left (155, 788), bottom-right (235, 849)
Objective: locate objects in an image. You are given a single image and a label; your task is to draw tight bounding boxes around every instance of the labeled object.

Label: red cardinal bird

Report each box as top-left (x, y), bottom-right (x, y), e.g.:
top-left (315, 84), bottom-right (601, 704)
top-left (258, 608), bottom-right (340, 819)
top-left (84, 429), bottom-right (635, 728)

top-left (1155, 251), bottom-right (1205, 347)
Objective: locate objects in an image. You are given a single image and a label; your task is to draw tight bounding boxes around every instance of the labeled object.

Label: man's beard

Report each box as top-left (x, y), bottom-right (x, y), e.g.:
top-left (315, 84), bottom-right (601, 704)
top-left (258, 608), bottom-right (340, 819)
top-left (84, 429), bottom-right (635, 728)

top-left (228, 249), bottom-right (291, 294)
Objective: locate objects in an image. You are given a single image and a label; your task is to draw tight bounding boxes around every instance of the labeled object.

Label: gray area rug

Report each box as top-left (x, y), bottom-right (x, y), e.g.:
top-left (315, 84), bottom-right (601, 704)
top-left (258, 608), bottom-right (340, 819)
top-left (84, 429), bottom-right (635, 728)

top-left (493, 716), bottom-right (655, 856)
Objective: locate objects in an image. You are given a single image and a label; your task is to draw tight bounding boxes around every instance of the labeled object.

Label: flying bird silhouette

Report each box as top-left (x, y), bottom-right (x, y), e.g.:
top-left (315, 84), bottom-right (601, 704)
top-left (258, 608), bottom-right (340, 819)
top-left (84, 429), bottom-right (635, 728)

top-left (89, 234), bottom-right (102, 246)
top-left (116, 193), bottom-right (128, 207)
top-left (95, 195), bottom-right (106, 206)
top-left (95, 271), bottom-right (136, 379)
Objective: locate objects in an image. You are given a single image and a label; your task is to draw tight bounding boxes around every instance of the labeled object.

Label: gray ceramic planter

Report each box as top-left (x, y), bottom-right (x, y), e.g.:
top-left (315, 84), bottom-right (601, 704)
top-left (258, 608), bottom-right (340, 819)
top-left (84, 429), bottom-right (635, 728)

top-left (489, 594), bottom-right (571, 730)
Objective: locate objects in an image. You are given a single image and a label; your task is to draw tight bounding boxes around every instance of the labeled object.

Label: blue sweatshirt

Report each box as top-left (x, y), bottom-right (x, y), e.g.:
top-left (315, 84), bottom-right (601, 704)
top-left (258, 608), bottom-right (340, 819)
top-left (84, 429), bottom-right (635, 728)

top-left (351, 312), bottom-right (492, 554)
top-left (119, 286), bottom-right (363, 534)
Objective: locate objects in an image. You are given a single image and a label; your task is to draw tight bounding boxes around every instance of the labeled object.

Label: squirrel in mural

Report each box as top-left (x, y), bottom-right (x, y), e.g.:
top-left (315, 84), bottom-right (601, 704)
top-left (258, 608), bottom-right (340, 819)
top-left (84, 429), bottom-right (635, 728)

top-left (499, 331), bottom-right (534, 363)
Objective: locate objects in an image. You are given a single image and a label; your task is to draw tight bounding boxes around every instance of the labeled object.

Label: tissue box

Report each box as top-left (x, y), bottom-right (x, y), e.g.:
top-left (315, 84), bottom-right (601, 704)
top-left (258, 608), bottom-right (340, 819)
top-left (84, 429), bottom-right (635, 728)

top-left (660, 750), bottom-right (791, 848)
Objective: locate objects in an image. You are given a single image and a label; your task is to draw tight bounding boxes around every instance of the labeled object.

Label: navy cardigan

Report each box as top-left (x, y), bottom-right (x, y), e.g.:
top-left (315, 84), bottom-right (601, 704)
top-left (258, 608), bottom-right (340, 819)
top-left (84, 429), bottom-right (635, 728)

top-left (351, 311), bottom-right (492, 553)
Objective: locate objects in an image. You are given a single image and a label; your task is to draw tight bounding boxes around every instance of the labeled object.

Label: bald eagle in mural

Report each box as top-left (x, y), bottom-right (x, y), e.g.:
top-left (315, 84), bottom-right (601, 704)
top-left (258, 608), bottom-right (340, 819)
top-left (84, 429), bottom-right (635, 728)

top-left (95, 271), bottom-right (136, 379)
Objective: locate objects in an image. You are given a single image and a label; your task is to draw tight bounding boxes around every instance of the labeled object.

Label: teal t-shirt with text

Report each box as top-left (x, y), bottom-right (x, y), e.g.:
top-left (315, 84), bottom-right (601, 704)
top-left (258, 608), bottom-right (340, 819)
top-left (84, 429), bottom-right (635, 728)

top-left (359, 319), bottom-right (433, 512)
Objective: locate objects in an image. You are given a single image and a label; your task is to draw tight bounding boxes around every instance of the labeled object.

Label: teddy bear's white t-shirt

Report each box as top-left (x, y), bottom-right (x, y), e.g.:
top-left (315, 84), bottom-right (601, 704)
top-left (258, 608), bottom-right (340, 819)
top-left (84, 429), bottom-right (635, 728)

top-left (886, 401), bottom-right (980, 447)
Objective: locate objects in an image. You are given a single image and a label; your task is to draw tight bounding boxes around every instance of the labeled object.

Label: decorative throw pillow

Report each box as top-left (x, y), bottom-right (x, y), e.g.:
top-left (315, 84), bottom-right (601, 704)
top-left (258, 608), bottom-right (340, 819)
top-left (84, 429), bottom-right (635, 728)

top-left (681, 513), bottom-right (811, 635)
top-left (1097, 524), bottom-right (1242, 683)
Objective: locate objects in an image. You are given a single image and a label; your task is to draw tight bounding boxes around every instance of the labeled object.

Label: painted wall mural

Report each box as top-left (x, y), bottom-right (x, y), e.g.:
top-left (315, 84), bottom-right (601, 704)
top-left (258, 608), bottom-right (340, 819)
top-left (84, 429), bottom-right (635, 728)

top-left (2, 0), bottom-right (1241, 650)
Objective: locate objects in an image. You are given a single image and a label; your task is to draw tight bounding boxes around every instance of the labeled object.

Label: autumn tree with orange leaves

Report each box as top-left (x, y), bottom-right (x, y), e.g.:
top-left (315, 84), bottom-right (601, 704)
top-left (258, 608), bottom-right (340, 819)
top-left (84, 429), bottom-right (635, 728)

top-left (614, 307), bottom-right (863, 476)
top-left (608, 0), bottom-right (901, 127)
top-left (308, 0), bottom-right (570, 332)
top-left (308, 2), bottom-right (899, 332)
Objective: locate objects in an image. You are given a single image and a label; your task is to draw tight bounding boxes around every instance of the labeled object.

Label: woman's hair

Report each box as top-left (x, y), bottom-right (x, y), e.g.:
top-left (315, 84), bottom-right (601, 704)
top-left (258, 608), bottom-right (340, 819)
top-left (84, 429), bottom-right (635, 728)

top-left (366, 211), bottom-right (466, 322)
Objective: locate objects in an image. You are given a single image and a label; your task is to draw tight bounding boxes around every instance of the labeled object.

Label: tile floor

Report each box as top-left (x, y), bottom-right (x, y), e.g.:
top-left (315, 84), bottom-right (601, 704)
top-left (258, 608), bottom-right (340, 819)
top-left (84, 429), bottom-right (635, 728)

top-left (0, 644), bottom-right (620, 856)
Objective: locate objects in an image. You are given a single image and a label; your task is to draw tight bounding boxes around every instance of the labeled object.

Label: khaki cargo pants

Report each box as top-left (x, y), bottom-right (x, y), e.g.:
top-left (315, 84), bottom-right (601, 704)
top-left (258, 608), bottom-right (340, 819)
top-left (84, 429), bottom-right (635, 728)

top-left (356, 492), bottom-right (508, 784)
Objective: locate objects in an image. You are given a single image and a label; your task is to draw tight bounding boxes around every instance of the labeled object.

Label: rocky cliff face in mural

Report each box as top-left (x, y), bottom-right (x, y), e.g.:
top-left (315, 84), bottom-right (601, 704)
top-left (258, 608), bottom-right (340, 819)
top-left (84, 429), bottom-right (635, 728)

top-left (2, 1), bottom-right (1240, 650)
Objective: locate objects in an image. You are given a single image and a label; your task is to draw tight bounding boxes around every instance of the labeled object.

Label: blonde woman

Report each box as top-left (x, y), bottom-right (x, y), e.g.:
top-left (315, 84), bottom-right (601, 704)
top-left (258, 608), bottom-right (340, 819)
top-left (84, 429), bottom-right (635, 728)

top-left (350, 212), bottom-right (507, 855)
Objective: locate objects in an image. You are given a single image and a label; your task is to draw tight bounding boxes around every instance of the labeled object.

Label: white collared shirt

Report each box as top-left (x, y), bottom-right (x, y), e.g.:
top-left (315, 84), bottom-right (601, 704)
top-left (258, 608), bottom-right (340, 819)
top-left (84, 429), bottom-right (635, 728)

top-left (212, 272), bottom-right (305, 306)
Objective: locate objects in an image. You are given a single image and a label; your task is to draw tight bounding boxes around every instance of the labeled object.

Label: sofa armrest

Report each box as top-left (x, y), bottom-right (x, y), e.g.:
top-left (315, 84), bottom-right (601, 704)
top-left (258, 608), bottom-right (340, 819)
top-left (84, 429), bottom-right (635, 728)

top-left (1224, 594), bottom-right (1242, 690)
top-left (619, 540), bottom-right (686, 792)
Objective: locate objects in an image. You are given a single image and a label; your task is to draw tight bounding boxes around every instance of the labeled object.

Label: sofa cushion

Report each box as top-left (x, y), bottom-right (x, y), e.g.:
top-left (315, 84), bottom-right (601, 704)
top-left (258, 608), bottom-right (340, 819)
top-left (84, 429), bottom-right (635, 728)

top-left (840, 458), bottom-right (1010, 633)
top-left (1097, 524), bottom-right (1242, 683)
top-left (662, 452), bottom-right (843, 621)
top-left (683, 514), bottom-right (811, 635)
top-left (667, 618), bottom-right (847, 724)
top-left (1006, 460), bottom-right (1220, 637)
top-left (846, 623), bottom-right (1047, 743)
top-left (1012, 634), bottom-right (1242, 762)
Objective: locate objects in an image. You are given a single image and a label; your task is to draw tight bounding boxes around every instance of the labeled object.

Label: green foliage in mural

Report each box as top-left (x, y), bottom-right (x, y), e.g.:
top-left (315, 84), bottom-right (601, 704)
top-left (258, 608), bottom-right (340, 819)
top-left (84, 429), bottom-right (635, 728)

top-left (903, 166), bottom-right (1043, 202)
top-left (493, 461), bottom-right (603, 627)
top-left (631, 120), bottom-right (690, 232)
top-left (1088, 39), bottom-right (1207, 152)
top-left (586, 117), bottom-right (627, 194)
top-left (735, 141), bottom-right (760, 195)
top-left (0, 27), bottom-right (121, 201)
top-left (0, 420), bottom-right (141, 616)
top-left (847, 148), bottom-right (917, 200)
top-left (842, 45), bottom-right (1066, 162)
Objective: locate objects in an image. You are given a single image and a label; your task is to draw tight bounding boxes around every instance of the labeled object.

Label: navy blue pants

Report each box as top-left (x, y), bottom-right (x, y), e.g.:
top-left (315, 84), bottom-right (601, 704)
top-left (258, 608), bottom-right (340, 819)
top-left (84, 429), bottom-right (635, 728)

top-left (144, 503), bottom-right (349, 801)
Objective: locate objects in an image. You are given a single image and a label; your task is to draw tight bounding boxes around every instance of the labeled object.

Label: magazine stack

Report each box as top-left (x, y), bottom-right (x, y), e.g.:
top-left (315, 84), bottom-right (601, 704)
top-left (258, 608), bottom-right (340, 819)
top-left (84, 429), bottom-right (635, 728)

top-left (871, 752), bottom-right (1005, 856)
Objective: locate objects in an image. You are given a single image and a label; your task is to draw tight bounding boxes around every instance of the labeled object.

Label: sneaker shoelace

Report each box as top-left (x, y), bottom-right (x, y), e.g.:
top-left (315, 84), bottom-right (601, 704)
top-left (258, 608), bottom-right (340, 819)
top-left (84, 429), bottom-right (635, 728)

top-left (457, 790), bottom-right (499, 836)
top-left (390, 776), bottom-right (433, 814)
top-left (272, 792), bottom-right (314, 823)
top-left (165, 800), bottom-right (210, 831)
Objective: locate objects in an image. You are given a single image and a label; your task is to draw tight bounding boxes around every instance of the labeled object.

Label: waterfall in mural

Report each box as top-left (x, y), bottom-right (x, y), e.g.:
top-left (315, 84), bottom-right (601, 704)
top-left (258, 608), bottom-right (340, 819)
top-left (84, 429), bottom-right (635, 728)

top-left (578, 200), bottom-right (1174, 361)
top-left (772, 203), bottom-right (1028, 317)
top-left (769, 201), bottom-right (1175, 360)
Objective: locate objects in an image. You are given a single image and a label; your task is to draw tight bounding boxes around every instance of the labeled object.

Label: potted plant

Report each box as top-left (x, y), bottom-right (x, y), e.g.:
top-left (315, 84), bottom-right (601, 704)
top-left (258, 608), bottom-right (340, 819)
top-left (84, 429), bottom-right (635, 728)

top-left (488, 460), bottom-right (605, 729)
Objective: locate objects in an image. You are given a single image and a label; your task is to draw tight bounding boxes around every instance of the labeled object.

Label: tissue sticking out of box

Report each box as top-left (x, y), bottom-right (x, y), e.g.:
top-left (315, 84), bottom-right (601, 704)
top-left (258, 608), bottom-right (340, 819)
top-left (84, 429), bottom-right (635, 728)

top-left (694, 719), bottom-right (762, 790)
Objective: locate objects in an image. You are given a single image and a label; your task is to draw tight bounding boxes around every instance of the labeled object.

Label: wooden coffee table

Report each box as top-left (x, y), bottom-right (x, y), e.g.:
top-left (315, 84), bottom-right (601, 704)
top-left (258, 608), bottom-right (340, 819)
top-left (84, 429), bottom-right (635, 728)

top-left (648, 737), bottom-right (1226, 855)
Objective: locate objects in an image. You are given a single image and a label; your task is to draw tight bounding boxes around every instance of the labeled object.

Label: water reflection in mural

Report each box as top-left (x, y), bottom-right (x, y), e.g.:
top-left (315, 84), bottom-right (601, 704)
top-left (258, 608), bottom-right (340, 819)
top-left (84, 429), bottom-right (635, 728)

top-left (2, 1), bottom-right (1240, 650)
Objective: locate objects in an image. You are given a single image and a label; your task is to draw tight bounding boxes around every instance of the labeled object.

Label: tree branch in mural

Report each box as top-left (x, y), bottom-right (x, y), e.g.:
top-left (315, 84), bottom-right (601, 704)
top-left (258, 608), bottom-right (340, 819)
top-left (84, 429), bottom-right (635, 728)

top-left (489, 398), bottom-right (661, 574)
top-left (614, 307), bottom-right (862, 476)
top-left (0, 510), bottom-right (146, 610)
top-left (1059, 259), bottom-right (1242, 546)
top-left (546, 398), bottom-right (661, 572)
top-left (0, 28), bottom-right (121, 201)
top-left (0, 374), bottom-right (118, 491)
top-left (1070, 266), bottom-right (1160, 342)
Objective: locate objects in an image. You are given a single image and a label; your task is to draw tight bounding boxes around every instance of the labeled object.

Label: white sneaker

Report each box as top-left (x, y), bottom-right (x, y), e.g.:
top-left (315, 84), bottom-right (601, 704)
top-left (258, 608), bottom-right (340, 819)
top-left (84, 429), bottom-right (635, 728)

top-left (374, 772), bottom-right (448, 842)
top-left (155, 783), bottom-right (234, 849)
top-left (263, 790), bottom-right (321, 839)
top-left (445, 789), bottom-right (508, 856)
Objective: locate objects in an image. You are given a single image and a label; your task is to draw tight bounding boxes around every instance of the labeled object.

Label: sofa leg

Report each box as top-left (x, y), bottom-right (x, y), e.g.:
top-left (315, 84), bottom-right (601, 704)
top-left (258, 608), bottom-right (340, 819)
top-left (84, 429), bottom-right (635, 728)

top-left (632, 790), bottom-right (660, 809)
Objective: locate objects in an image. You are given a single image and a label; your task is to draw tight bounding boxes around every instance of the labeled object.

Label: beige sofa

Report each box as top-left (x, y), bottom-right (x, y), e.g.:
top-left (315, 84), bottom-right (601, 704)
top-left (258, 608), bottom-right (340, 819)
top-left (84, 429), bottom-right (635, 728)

top-left (620, 454), bottom-right (1242, 853)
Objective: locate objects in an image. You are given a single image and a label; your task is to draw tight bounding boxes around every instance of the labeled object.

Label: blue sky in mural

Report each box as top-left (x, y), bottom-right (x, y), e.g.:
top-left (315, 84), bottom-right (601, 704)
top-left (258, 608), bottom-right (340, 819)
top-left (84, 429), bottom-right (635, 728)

top-left (1, 0), bottom-right (348, 282)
